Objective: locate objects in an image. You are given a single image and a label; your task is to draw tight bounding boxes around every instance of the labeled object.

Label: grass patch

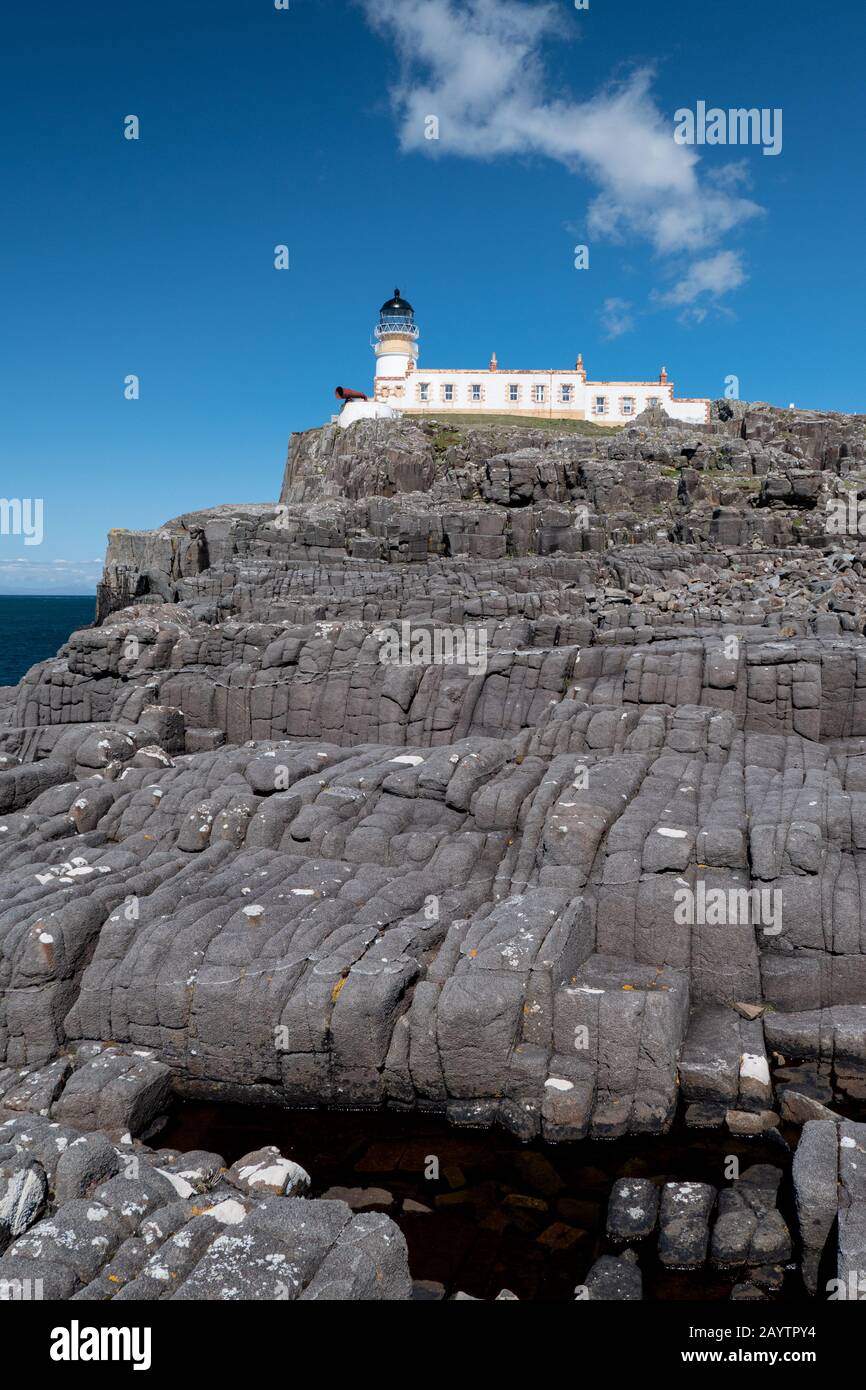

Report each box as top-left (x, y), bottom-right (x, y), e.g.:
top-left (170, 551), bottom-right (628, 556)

top-left (418, 412), bottom-right (621, 438)
top-left (431, 426), bottom-right (462, 454)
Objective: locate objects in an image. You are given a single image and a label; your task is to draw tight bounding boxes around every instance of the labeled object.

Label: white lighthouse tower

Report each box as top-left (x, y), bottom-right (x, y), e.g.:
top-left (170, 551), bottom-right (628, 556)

top-left (373, 288), bottom-right (419, 402)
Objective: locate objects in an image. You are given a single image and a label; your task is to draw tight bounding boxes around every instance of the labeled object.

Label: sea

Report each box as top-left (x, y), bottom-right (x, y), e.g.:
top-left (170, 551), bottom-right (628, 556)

top-left (0, 595), bottom-right (95, 688)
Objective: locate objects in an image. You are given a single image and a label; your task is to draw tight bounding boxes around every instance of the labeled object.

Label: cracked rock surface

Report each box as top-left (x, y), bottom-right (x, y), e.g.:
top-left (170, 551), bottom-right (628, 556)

top-left (3, 402), bottom-right (866, 1297)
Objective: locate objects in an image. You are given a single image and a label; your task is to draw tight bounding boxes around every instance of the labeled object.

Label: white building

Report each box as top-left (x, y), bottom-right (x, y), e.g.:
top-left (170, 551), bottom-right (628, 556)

top-left (337, 289), bottom-right (710, 429)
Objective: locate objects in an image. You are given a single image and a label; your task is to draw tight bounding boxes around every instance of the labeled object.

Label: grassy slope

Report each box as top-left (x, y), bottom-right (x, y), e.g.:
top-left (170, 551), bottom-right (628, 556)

top-left (416, 412), bottom-right (623, 439)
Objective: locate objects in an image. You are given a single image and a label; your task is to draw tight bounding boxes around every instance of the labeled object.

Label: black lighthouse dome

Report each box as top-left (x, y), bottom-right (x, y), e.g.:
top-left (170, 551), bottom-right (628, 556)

top-left (375, 287), bottom-right (419, 341)
top-left (379, 287), bottom-right (414, 317)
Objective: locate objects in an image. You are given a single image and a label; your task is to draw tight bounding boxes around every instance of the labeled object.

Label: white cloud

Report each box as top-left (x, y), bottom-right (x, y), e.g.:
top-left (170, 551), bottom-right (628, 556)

top-left (600, 297), bottom-right (635, 340)
top-left (658, 250), bottom-right (747, 319)
top-left (362, 0), bottom-right (761, 262)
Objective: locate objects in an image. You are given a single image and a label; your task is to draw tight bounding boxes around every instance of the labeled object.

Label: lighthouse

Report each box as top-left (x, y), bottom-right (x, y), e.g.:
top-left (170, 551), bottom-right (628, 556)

top-left (373, 289), bottom-right (419, 401)
top-left (335, 286), bottom-right (711, 428)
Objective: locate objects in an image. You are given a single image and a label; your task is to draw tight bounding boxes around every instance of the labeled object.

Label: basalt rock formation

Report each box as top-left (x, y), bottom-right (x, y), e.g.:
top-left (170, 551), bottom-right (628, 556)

top-left (3, 401), bottom-right (866, 1299)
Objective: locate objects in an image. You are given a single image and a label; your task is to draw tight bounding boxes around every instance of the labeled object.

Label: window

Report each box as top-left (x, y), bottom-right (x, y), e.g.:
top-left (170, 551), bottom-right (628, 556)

top-left (647, 396), bottom-right (659, 407)
top-left (621, 397), bottom-right (635, 415)
top-left (470, 383), bottom-right (482, 401)
top-left (561, 383), bottom-right (573, 402)
top-left (594, 396), bottom-right (607, 415)
top-left (418, 383), bottom-right (430, 402)
top-left (508, 384), bottom-right (519, 402)
top-left (533, 384), bottom-right (546, 403)
top-left (442, 383), bottom-right (454, 402)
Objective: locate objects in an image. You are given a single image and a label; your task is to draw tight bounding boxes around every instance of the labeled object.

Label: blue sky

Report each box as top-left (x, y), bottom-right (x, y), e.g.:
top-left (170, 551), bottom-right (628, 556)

top-left (1, 0), bottom-right (863, 590)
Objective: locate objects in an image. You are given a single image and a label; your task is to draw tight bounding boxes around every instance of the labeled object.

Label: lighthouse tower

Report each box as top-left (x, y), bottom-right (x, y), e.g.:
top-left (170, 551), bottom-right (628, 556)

top-left (373, 289), bottom-right (418, 402)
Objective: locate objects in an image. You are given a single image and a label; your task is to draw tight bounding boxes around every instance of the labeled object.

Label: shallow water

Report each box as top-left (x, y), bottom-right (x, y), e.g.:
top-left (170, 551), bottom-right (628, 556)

top-left (159, 1102), bottom-right (809, 1302)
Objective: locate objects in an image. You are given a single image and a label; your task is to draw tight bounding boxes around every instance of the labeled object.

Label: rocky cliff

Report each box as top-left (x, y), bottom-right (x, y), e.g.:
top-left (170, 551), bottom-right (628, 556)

top-left (2, 400), bottom-right (866, 1300)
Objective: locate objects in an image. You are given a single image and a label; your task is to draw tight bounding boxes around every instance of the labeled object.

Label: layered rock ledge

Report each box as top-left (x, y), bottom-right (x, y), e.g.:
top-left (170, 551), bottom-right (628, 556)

top-left (3, 401), bottom-right (866, 1298)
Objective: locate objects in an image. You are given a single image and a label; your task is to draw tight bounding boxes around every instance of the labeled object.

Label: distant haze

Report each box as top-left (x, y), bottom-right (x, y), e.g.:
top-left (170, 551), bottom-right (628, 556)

top-left (0, 560), bottom-right (101, 595)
